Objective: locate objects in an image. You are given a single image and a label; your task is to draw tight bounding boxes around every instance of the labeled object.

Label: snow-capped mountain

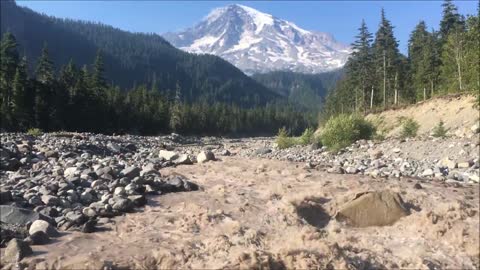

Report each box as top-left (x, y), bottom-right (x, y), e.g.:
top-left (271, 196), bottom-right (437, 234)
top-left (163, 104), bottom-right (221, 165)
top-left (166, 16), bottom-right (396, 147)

top-left (163, 4), bottom-right (351, 74)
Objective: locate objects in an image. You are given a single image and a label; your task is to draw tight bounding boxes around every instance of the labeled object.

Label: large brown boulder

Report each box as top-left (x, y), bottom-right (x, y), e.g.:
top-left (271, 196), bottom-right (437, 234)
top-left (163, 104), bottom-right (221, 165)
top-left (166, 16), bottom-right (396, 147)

top-left (335, 191), bottom-right (408, 227)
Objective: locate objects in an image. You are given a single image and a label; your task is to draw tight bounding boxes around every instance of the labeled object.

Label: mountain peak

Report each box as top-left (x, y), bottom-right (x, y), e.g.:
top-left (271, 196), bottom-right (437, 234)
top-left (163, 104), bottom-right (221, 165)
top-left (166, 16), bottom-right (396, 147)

top-left (163, 4), bottom-right (351, 74)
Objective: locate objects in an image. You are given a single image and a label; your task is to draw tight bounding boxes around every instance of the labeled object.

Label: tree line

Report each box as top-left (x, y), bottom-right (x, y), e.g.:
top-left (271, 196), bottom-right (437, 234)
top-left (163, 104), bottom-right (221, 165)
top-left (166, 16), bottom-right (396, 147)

top-left (0, 0), bottom-right (279, 107)
top-left (0, 33), bottom-right (315, 136)
top-left (322, 0), bottom-right (479, 120)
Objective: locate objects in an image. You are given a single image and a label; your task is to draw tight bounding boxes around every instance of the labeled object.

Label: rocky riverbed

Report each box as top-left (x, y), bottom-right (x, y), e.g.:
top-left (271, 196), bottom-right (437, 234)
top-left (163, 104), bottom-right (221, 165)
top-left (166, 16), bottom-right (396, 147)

top-left (0, 132), bottom-right (479, 269)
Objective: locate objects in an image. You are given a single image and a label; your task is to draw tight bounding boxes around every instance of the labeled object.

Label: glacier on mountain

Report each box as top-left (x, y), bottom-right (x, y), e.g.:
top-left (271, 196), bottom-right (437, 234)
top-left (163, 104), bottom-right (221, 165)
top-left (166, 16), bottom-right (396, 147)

top-left (163, 4), bottom-right (351, 74)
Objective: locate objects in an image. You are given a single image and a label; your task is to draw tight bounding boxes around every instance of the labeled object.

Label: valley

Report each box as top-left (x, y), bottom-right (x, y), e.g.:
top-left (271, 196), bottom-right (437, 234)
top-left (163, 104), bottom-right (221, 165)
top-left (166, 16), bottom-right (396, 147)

top-left (1, 0), bottom-right (479, 269)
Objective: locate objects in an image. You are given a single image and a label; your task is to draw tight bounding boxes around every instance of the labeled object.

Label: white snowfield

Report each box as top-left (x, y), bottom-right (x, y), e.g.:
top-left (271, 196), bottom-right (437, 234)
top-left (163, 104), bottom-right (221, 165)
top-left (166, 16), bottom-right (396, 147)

top-left (163, 4), bottom-right (351, 74)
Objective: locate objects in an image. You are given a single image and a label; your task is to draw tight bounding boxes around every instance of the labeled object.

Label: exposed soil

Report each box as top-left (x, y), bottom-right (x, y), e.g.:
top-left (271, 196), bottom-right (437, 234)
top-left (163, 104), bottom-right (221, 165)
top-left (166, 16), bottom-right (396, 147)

top-left (366, 94), bottom-right (478, 138)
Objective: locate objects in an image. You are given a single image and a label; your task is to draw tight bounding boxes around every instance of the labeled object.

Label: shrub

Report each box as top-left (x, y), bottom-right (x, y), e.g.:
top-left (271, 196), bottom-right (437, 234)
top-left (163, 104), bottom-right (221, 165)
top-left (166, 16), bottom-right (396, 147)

top-left (27, 128), bottom-right (42, 136)
top-left (400, 118), bottom-right (419, 138)
top-left (432, 120), bottom-right (448, 138)
top-left (298, 127), bottom-right (315, 146)
top-left (276, 127), bottom-right (296, 149)
top-left (320, 114), bottom-right (375, 151)
top-left (370, 116), bottom-right (390, 141)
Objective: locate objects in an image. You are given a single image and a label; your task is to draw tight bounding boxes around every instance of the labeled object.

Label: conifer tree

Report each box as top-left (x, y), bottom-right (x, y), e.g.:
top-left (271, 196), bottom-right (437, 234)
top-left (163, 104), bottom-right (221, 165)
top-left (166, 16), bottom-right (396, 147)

top-left (34, 44), bottom-right (55, 130)
top-left (409, 21), bottom-right (432, 100)
top-left (0, 32), bottom-right (19, 129)
top-left (35, 44), bottom-right (54, 84)
top-left (11, 57), bottom-right (29, 130)
top-left (439, 0), bottom-right (465, 45)
top-left (440, 23), bottom-right (466, 92)
top-left (463, 11), bottom-right (480, 91)
top-left (373, 9), bottom-right (401, 108)
top-left (349, 20), bottom-right (374, 112)
top-left (169, 82), bottom-right (182, 132)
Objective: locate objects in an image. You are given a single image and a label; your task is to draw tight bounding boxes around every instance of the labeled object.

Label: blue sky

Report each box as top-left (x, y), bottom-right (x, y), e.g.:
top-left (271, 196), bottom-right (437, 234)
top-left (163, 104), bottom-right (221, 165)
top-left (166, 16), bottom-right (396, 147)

top-left (17, 1), bottom-right (478, 54)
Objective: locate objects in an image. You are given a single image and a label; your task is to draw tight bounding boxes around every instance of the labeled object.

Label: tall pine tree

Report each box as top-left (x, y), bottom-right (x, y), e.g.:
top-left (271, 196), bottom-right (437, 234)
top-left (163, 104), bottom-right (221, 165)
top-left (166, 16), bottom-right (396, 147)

top-left (11, 56), bottom-right (30, 130)
top-left (409, 21), bottom-right (433, 100)
top-left (0, 32), bottom-right (19, 129)
top-left (349, 20), bottom-right (374, 112)
top-left (439, 0), bottom-right (465, 46)
top-left (373, 9), bottom-right (401, 108)
top-left (34, 43), bottom-right (55, 130)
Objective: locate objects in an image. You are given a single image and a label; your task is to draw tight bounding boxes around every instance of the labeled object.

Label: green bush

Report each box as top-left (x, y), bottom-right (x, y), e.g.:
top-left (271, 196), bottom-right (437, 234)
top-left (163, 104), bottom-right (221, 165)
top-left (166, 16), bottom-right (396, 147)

top-left (276, 127), bottom-right (297, 149)
top-left (27, 128), bottom-right (42, 136)
top-left (298, 127), bottom-right (315, 146)
top-left (400, 118), bottom-right (419, 138)
top-left (432, 120), bottom-right (448, 138)
top-left (320, 114), bottom-right (375, 151)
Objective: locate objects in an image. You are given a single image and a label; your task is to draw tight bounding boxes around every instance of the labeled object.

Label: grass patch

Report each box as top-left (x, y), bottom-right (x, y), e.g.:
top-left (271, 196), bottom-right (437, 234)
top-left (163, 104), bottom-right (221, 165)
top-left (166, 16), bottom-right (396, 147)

top-left (276, 127), bottom-right (297, 149)
top-left (320, 114), bottom-right (375, 151)
top-left (275, 127), bottom-right (320, 150)
top-left (27, 128), bottom-right (42, 136)
top-left (298, 128), bottom-right (315, 146)
top-left (370, 115), bottom-right (391, 141)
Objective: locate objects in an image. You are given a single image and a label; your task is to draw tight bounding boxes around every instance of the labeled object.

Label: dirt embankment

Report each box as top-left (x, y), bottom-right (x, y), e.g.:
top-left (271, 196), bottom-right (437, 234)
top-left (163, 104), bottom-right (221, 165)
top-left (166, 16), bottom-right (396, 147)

top-left (366, 95), bottom-right (479, 138)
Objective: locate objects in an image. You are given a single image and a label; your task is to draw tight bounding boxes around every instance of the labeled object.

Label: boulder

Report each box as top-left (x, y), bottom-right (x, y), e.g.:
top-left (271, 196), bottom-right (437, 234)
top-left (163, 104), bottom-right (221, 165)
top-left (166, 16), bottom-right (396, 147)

top-left (369, 149), bottom-right (383, 159)
top-left (471, 123), bottom-right (479, 134)
top-left (120, 166), bottom-right (141, 179)
top-left (440, 157), bottom-right (457, 169)
top-left (0, 158), bottom-right (21, 171)
top-left (82, 207), bottom-right (97, 218)
top-left (457, 160), bottom-right (472, 168)
top-left (128, 195), bottom-right (147, 207)
top-left (107, 142), bottom-right (121, 153)
top-left (166, 175), bottom-right (199, 192)
top-left (0, 190), bottom-right (13, 204)
top-left (255, 147), bottom-right (271, 155)
top-left (0, 205), bottom-right (52, 225)
top-left (421, 169), bottom-right (434, 177)
top-left (197, 151), bottom-right (215, 163)
top-left (327, 166), bottom-right (344, 174)
top-left (82, 219), bottom-right (96, 233)
top-left (26, 231), bottom-right (50, 245)
top-left (173, 154), bottom-right (192, 165)
top-left (65, 211), bottom-right (87, 225)
top-left (220, 149), bottom-right (231, 156)
top-left (111, 197), bottom-right (134, 212)
top-left (345, 167), bottom-right (358, 174)
top-left (3, 239), bottom-right (33, 262)
top-left (64, 167), bottom-right (77, 177)
top-left (41, 195), bottom-right (60, 206)
top-left (29, 220), bottom-right (59, 237)
top-left (0, 223), bottom-right (28, 248)
top-left (469, 174), bottom-right (479, 183)
top-left (335, 191), bottom-right (408, 227)
top-left (159, 150), bottom-right (179, 161)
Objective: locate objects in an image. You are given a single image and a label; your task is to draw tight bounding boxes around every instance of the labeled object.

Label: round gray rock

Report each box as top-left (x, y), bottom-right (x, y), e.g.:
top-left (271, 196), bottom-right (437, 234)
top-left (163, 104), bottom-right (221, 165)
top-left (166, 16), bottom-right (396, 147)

top-left (29, 220), bottom-right (58, 237)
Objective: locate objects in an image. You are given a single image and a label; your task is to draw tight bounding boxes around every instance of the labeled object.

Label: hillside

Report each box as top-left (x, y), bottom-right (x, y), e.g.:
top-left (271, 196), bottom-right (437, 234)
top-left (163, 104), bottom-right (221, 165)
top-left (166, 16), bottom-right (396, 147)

top-left (252, 69), bottom-right (344, 110)
top-left (0, 1), bottom-right (280, 106)
top-left (366, 95), bottom-right (479, 138)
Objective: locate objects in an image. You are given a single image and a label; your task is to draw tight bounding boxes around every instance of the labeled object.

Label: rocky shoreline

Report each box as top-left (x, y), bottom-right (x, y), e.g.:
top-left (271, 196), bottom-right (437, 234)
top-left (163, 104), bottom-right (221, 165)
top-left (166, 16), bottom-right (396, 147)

top-left (0, 131), bottom-right (479, 266)
top-left (239, 135), bottom-right (480, 184)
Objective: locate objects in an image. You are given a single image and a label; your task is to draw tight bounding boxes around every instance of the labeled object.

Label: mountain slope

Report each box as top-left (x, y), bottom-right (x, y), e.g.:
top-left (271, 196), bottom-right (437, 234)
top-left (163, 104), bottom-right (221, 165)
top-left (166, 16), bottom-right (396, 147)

top-left (164, 4), bottom-right (351, 74)
top-left (0, 1), bottom-right (280, 106)
top-left (253, 69), bottom-right (344, 110)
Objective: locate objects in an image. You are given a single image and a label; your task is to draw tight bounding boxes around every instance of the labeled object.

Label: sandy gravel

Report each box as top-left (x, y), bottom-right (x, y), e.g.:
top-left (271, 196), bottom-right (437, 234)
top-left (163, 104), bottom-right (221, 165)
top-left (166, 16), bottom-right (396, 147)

top-left (366, 94), bottom-right (478, 138)
top-left (16, 156), bottom-right (479, 270)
